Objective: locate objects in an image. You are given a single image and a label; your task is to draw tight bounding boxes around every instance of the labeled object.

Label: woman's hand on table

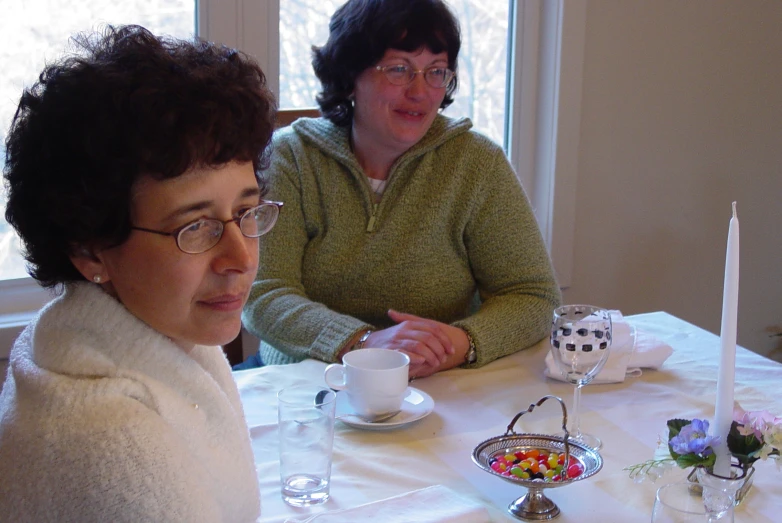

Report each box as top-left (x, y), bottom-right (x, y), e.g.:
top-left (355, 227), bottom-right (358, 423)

top-left (373, 310), bottom-right (468, 379)
top-left (361, 310), bottom-right (452, 372)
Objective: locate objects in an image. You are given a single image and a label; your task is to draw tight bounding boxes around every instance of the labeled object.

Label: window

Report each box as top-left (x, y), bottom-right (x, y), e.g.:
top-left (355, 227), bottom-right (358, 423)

top-left (0, 1), bottom-right (584, 348)
top-left (0, 0), bottom-right (511, 284)
top-left (0, 0), bottom-right (196, 281)
top-left (0, 1), bottom-right (197, 356)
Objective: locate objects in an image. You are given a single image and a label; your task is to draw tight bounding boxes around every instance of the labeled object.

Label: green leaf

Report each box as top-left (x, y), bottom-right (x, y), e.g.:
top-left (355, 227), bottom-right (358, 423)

top-left (675, 454), bottom-right (702, 468)
top-left (726, 421), bottom-right (762, 458)
top-left (667, 419), bottom-right (690, 439)
top-left (675, 453), bottom-right (714, 469)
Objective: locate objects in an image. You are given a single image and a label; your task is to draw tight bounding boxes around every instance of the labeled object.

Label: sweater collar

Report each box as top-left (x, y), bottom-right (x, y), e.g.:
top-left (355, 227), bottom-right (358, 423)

top-left (289, 113), bottom-right (473, 169)
top-left (23, 282), bottom-right (220, 384)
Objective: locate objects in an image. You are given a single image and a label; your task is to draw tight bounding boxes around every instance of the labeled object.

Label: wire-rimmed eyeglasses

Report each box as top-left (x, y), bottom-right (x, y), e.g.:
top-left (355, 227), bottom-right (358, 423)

top-left (375, 64), bottom-right (456, 89)
top-left (131, 200), bottom-right (283, 254)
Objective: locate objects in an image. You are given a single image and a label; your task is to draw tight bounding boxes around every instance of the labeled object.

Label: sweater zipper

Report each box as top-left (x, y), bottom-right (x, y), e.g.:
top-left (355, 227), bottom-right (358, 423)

top-left (366, 202), bottom-right (379, 232)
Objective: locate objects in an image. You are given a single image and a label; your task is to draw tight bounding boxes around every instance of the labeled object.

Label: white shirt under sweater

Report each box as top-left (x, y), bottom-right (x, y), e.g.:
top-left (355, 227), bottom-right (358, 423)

top-left (0, 282), bottom-right (261, 522)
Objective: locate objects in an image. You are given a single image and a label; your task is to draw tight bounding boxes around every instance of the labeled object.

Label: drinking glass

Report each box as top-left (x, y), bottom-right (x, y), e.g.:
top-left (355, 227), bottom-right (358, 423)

top-left (550, 304), bottom-right (612, 450)
top-left (278, 386), bottom-right (336, 506)
top-left (652, 482), bottom-right (734, 522)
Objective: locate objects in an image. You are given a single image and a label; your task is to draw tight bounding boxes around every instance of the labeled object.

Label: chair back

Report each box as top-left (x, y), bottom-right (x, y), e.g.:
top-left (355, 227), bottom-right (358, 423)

top-left (275, 107), bottom-right (321, 128)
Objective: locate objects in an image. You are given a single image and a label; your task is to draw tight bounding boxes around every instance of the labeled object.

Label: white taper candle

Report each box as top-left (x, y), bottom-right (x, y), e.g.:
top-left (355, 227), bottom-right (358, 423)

top-left (713, 202), bottom-right (739, 477)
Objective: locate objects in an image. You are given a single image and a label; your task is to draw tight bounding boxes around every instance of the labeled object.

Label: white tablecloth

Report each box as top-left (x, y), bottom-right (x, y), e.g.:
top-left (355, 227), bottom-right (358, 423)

top-left (236, 312), bottom-right (782, 522)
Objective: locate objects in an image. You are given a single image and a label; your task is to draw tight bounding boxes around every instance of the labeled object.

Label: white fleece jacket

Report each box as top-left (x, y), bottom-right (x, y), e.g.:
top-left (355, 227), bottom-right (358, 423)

top-left (0, 283), bottom-right (260, 522)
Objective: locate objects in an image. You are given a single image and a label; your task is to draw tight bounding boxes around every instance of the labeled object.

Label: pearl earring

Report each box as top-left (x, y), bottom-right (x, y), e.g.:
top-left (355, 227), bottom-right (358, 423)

top-left (92, 275), bottom-right (102, 284)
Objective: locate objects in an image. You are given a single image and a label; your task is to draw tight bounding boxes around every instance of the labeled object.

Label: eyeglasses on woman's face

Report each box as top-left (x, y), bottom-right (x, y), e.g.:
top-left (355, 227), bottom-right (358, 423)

top-left (375, 64), bottom-right (456, 89)
top-left (131, 200), bottom-right (283, 254)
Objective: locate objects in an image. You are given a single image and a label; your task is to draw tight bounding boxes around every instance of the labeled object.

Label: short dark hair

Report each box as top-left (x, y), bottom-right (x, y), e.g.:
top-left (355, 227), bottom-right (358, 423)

top-left (312, 0), bottom-right (461, 126)
top-left (3, 25), bottom-right (277, 288)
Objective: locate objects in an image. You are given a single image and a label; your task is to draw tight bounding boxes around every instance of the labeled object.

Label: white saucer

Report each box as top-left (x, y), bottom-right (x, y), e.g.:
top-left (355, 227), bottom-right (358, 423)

top-left (335, 387), bottom-right (434, 431)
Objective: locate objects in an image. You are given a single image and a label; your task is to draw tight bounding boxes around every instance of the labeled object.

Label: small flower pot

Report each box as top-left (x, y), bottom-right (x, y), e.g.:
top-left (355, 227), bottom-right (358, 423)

top-left (687, 463), bottom-right (754, 506)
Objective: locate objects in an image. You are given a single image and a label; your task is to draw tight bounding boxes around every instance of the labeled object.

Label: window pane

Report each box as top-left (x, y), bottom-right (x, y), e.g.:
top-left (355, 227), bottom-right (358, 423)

top-left (444, 0), bottom-right (510, 146)
top-left (279, 0), bottom-right (510, 145)
top-left (0, 1), bottom-right (195, 281)
top-left (279, 2), bottom-right (342, 109)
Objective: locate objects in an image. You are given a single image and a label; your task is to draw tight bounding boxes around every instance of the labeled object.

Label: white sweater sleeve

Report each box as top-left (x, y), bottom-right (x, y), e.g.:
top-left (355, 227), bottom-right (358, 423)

top-left (1, 394), bottom-right (224, 523)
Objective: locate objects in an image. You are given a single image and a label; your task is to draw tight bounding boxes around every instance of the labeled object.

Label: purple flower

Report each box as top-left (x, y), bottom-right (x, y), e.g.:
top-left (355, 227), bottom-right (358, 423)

top-left (670, 419), bottom-right (719, 456)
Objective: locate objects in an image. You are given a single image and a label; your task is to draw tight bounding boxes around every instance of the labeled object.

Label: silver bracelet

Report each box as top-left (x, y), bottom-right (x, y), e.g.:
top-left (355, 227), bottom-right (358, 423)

top-left (463, 330), bottom-right (477, 364)
top-left (353, 329), bottom-right (373, 351)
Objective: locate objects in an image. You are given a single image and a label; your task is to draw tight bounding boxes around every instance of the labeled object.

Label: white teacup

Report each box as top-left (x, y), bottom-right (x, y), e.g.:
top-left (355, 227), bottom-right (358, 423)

top-left (323, 348), bottom-right (410, 420)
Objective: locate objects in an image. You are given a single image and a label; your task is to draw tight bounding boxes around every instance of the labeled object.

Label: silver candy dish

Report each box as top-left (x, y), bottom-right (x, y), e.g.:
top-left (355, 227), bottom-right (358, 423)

top-left (471, 395), bottom-right (603, 521)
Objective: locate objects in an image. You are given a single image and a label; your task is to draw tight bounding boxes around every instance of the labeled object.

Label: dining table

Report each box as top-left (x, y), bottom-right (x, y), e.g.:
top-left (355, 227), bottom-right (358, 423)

top-left (235, 311), bottom-right (782, 522)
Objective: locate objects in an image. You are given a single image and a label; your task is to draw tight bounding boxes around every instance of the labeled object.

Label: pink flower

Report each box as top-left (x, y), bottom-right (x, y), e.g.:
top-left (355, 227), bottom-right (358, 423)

top-left (733, 402), bottom-right (782, 441)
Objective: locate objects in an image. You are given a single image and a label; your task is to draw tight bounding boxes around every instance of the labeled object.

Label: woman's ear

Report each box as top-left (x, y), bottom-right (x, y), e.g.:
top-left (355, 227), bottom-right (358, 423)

top-left (69, 246), bottom-right (110, 284)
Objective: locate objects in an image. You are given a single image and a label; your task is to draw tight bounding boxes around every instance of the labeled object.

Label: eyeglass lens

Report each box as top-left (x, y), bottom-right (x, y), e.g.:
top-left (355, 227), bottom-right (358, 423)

top-left (382, 65), bottom-right (453, 88)
top-left (176, 204), bottom-right (279, 253)
top-left (240, 204), bottom-right (279, 237)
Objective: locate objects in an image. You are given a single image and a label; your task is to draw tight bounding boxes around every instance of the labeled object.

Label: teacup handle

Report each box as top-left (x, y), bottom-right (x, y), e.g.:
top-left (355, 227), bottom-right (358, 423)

top-left (323, 363), bottom-right (347, 390)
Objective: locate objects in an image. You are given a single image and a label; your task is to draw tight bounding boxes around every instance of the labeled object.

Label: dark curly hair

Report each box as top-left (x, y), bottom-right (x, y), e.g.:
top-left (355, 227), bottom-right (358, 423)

top-left (313, 0), bottom-right (461, 126)
top-left (3, 25), bottom-right (277, 288)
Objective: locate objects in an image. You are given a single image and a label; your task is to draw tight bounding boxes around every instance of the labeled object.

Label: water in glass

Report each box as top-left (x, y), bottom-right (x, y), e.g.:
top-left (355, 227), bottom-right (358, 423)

top-left (278, 387), bottom-right (336, 506)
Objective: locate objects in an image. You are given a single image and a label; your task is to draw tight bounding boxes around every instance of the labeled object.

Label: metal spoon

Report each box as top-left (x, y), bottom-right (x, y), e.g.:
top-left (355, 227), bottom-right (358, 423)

top-left (295, 409), bottom-right (401, 426)
top-left (310, 390), bottom-right (401, 424)
top-left (338, 409), bottom-right (401, 424)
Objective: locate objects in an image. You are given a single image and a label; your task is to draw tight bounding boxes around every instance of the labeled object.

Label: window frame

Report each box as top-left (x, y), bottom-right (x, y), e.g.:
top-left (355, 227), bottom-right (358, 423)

top-left (197, 0), bottom-right (280, 100)
top-left (0, 0), bottom-right (584, 358)
top-left (507, 0), bottom-right (585, 289)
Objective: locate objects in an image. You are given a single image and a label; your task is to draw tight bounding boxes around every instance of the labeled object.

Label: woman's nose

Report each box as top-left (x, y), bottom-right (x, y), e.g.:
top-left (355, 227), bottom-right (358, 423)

top-left (212, 222), bottom-right (256, 273)
top-left (405, 73), bottom-right (428, 99)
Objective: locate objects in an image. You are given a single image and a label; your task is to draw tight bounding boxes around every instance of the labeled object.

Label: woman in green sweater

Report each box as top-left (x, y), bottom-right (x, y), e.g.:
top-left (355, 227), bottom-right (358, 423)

top-left (242, 0), bottom-right (561, 379)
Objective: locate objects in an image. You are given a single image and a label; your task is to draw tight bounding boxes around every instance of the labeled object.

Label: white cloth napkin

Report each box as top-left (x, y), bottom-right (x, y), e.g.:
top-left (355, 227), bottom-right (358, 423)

top-left (282, 485), bottom-right (490, 523)
top-left (544, 310), bottom-right (673, 384)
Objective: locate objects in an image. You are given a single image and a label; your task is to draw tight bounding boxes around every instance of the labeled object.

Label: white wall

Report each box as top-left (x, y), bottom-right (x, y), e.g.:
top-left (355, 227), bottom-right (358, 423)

top-left (562, 0), bottom-right (782, 361)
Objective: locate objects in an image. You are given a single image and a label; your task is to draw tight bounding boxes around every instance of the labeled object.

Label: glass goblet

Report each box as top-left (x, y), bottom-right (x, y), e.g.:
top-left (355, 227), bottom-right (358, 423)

top-left (550, 304), bottom-right (612, 450)
top-left (652, 482), bottom-right (734, 522)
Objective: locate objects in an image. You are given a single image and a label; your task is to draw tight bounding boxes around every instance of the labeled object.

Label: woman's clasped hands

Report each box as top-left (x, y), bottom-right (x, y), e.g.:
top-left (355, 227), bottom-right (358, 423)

top-left (362, 310), bottom-right (469, 379)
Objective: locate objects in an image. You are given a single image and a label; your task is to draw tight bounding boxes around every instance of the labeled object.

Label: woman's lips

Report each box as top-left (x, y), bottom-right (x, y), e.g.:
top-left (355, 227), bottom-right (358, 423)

top-left (395, 108), bottom-right (426, 121)
top-left (199, 294), bottom-right (245, 312)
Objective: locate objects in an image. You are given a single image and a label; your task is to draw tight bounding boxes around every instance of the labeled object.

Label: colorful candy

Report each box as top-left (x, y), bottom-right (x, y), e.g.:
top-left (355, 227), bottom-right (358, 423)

top-left (488, 448), bottom-right (584, 483)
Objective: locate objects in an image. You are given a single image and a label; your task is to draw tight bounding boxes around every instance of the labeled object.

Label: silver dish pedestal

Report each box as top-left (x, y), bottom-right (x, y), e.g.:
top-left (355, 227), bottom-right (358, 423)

top-left (471, 395), bottom-right (603, 521)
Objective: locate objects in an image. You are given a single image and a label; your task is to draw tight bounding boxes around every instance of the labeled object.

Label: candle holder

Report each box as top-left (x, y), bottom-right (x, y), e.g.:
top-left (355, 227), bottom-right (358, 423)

top-left (687, 462), bottom-right (754, 506)
top-left (625, 404), bottom-right (780, 501)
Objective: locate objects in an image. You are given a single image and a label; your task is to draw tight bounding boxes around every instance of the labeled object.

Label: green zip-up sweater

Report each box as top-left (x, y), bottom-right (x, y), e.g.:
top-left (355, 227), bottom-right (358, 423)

top-left (242, 114), bottom-right (561, 367)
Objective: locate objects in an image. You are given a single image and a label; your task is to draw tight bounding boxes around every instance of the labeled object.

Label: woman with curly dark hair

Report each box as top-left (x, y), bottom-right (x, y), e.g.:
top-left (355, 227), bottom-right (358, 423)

top-left (242, 0), bottom-right (560, 379)
top-left (0, 25), bottom-right (277, 521)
